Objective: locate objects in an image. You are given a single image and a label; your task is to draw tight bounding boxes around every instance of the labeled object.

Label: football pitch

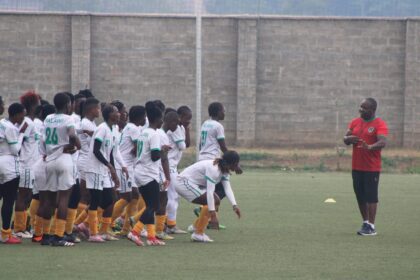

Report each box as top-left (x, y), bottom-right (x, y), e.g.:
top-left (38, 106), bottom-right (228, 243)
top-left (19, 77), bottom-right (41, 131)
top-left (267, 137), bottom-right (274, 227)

top-left (2, 171), bottom-right (420, 280)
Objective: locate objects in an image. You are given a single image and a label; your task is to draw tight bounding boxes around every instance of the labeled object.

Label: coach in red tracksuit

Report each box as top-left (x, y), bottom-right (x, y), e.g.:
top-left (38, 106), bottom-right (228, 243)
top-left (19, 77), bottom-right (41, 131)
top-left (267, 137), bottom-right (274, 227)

top-left (343, 98), bottom-right (388, 236)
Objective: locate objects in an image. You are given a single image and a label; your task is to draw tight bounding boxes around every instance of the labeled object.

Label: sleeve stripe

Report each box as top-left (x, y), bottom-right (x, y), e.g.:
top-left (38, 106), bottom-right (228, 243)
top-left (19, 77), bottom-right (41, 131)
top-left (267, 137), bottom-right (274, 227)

top-left (151, 148), bottom-right (161, 151)
top-left (7, 141), bottom-right (18, 144)
top-left (205, 175), bottom-right (217, 184)
top-left (95, 137), bottom-right (103, 142)
top-left (216, 137), bottom-right (225, 140)
top-left (175, 139), bottom-right (185, 144)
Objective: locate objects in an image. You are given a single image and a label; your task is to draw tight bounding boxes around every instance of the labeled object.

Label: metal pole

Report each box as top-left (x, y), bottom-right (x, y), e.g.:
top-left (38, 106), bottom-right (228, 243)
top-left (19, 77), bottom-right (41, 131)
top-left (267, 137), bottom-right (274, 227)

top-left (195, 0), bottom-right (202, 161)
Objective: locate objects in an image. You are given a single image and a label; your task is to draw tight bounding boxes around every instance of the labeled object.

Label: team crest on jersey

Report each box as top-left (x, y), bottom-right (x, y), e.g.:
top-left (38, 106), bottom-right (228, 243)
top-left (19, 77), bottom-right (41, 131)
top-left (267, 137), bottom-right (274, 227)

top-left (368, 127), bottom-right (375, 134)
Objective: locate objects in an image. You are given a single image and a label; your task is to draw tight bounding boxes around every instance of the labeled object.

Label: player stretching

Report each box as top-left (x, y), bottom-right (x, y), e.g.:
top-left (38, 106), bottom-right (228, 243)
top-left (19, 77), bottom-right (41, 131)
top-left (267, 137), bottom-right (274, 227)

top-left (175, 151), bottom-right (241, 242)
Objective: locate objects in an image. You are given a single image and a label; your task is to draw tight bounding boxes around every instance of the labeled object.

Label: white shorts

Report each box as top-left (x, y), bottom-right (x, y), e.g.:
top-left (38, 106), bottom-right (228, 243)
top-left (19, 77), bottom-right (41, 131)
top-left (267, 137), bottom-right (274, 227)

top-left (103, 173), bottom-right (112, 189)
top-left (19, 167), bottom-right (35, 189)
top-left (85, 172), bottom-right (105, 190)
top-left (117, 168), bottom-right (132, 194)
top-left (46, 154), bottom-right (75, 192)
top-left (33, 158), bottom-right (47, 194)
top-left (175, 177), bottom-right (205, 203)
top-left (79, 170), bottom-right (86, 181)
top-left (0, 155), bottom-right (19, 185)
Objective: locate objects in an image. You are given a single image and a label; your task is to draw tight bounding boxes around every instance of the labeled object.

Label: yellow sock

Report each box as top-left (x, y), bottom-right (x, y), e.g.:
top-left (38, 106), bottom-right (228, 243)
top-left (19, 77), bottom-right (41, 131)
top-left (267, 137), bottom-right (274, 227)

top-left (75, 209), bottom-right (88, 225)
top-left (42, 218), bottom-right (51, 235)
top-left (122, 199), bottom-right (138, 233)
top-left (112, 199), bottom-right (129, 222)
top-left (29, 199), bottom-right (40, 229)
top-left (55, 219), bottom-right (66, 237)
top-left (13, 211), bottom-right (26, 232)
top-left (195, 206), bottom-right (209, 234)
top-left (65, 209), bottom-right (77, 234)
top-left (155, 215), bottom-right (167, 233)
top-left (146, 224), bottom-right (156, 239)
top-left (100, 217), bottom-right (112, 235)
top-left (49, 211), bottom-right (58, 235)
top-left (132, 206), bottom-right (146, 222)
top-left (137, 196), bottom-right (145, 211)
top-left (34, 215), bottom-right (43, 236)
top-left (1, 228), bottom-right (12, 240)
top-left (88, 210), bottom-right (98, 235)
top-left (24, 211), bottom-right (28, 230)
top-left (76, 202), bottom-right (88, 216)
top-left (132, 221), bottom-right (144, 235)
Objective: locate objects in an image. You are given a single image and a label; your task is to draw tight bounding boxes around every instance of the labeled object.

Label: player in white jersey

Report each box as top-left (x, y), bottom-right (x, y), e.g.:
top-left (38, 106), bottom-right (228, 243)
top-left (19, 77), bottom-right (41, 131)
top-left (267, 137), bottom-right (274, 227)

top-left (128, 101), bottom-right (166, 246)
top-left (36, 93), bottom-right (81, 247)
top-left (0, 103), bottom-right (27, 244)
top-left (111, 105), bottom-right (146, 236)
top-left (166, 106), bottom-right (192, 234)
top-left (154, 110), bottom-right (179, 241)
top-left (175, 151), bottom-right (241, 242)
top-left (13, 91), bottom-right (41, 239)
top-left (31, 104), bottom-right (56, 243)
top-left (84, 105), bottom-right (121, 243)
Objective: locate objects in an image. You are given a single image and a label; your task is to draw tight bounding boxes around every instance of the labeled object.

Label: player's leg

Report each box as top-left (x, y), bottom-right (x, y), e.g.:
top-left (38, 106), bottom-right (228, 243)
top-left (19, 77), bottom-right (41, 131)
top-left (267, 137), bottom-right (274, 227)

top-left (156, 189), bottom-right (173, 240)
top-left (86, 172), bottom-right (105, 242)
top-left (352, 170), bottom-right (369, 235)
top-left (0, 178), bottom-right (21, 244)
top-left (64, 179), bottom-right (81, 243)
top-left (14, 168), bottom-right (34, 238)
top-left (99, 180), bottom-right (118, 241)
top-left (166, 172), bottom-right (186, 234)
top-left (362, 171), bottom-right (380, 236)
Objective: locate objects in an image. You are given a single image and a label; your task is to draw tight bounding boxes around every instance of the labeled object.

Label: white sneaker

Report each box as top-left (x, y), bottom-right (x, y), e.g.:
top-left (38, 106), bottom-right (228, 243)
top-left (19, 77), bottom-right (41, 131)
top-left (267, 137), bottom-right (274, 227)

top-left (156, 231), bottom-right (174, 240)
top-left (88, 234), bottom-right (105, 243)
top-left (140, 229), bottom-right (148, 238)
top-left (127, 231), bottom-right (144, 246)
top-left (13, 231), bottom-right (33, 239)
top-left (191, 232), bottom-right (213, 243)
top-left (101, 233), bottom-right (119, 241)
top-left (166, 226), bottom-right (187, 234)
top-left (187, 224), bottom-right (195, 233)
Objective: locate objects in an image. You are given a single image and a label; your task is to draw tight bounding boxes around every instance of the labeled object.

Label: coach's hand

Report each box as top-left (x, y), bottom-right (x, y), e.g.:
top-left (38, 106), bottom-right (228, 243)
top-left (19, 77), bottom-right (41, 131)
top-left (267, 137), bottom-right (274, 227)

top-left (345, 135), bottom-right (359, 145)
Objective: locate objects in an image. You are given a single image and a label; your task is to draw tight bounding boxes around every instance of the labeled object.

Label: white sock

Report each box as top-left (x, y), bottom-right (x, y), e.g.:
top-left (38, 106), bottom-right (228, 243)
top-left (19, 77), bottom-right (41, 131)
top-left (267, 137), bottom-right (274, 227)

top-left (369, 223), bottom-right (375, 229)
top-left (363, 220), bottom-right (369, 224)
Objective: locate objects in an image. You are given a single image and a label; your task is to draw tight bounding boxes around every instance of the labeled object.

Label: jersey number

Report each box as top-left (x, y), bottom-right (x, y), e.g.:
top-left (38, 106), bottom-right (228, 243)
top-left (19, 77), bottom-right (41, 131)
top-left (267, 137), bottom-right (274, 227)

top-left (200, 131), bottom-right (207, 148)
top-left (45, 128), bottom-right (58, 145)
top-left (136, 140), bottom-right (144, 158)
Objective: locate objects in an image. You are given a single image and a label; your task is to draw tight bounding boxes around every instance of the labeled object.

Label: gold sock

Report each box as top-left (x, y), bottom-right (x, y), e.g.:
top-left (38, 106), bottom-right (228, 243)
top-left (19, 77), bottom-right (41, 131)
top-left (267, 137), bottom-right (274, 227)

top-left (34, 215), bottom-right (43, 236)
top-left (195, 206), bottom-right (209, 234)
top-left (76, 202), bottom-right (88, 216)
top-left (167, 219), bottom-right (176, 227)
top-left (75, 209), bottom-right (88, 225)
top-left (23, 211), bottom-right (28, 230)
top-left (122, 199), bottom-right (138, 233)
top-left (146, 224), bottom-right (156, 239)
top-left (132, 206), bottom-right (146, 222)
top-left (112, 199), bottom-right (129, 222)
top-left (13, 211), bottom-right (26, 232)
top-left (29, 199), bottom-right (40, 229)
top-left (65, 209), bottom-right (77, 234)
top-left (54, 219), bottom-right (66, 238)
top-left (155, 215), bottom-right (167, 233)
top-left (49, 211), bottom-right (58, 235)
top-left (1, 228), bottom-right (12, 240)
top-left (97, 208), bottom-right (104, 224)
top-left (99, 217), bottom-right (112, 235)
top-left (88, 210), bottom-right (98, 236)
top-left (42, 218), bottom-right (51, 235)
top-left (132, 221), bottom-right (144, 235)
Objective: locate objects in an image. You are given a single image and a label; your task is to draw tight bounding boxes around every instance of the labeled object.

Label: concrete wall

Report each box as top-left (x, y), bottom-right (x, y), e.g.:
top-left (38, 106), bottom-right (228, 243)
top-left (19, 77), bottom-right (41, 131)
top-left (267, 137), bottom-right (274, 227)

top-left (0, 12), bottom-right (419, 148)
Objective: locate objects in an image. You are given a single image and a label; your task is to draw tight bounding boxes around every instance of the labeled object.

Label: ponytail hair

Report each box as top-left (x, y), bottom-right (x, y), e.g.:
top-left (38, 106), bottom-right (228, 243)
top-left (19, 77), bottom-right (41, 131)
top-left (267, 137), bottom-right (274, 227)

top-left (214, 150), bottom-right (240, 173)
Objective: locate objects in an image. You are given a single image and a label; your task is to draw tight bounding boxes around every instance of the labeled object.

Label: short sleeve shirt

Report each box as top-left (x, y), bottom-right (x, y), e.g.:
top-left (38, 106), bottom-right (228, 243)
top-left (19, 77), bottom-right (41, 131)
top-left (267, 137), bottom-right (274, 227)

top-left (348, 117), bottom-right (388, 172)
top-left (77, 118), bottom-right (97, 169)
top-left (44, 114), bottom-right (75, 161)
top-left (119, 123), bottom-right (141, 168)
top-left (135, 127), bottom-right (161, 185)
top-left (85, 122), bottom-right (115, 175)
top-left (198, 120), bottom-right (225, 161)
top-left (167, 125), bottom-right (186, 169)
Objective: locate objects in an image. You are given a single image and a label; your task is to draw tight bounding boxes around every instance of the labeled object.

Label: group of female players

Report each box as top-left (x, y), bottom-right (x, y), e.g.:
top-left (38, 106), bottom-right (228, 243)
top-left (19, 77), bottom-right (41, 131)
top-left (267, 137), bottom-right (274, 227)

top-left (0, 90), bottom-right (241, 247)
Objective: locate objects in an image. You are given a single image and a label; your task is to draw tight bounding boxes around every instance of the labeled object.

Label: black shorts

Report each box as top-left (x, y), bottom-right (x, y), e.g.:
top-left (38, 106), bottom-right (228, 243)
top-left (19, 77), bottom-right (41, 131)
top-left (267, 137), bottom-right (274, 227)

top-left (352, 170), bottom-right (380, 204)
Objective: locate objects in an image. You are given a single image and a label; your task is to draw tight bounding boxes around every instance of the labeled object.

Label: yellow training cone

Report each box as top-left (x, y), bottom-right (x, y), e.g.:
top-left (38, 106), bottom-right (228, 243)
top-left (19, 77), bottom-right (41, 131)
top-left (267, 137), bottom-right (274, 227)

top-left (324, 198), bottom-right (336, 203)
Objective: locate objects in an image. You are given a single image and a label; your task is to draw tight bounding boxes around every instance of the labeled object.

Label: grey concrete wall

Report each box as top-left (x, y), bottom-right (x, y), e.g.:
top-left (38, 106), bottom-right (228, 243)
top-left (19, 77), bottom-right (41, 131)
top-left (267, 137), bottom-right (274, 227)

top-left (0, 12), bottom-right (419, 148)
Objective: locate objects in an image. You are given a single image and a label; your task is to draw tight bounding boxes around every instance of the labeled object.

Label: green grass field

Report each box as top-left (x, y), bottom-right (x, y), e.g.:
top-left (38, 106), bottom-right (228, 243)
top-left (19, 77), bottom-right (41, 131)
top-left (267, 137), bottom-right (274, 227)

top-left (2, 171), bottom-right (420, 280)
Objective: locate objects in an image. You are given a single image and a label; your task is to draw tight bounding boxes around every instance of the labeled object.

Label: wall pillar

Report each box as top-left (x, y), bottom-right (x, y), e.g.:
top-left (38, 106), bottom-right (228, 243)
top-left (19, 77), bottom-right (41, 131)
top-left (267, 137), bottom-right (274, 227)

top-left (71, 15), bottom-right (91, 94)
top-left (236, 19), bottom-right (258, 146)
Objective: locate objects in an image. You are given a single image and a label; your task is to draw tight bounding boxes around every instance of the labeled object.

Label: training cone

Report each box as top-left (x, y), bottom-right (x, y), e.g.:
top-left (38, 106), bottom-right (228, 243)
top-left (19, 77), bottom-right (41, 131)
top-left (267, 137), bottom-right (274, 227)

top-left (324, 198), bottom-right (336, 203)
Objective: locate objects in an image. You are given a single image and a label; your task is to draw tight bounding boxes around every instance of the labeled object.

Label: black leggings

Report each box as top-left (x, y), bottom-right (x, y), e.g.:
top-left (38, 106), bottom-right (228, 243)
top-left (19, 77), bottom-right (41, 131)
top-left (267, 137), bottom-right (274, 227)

top-left (215, 182), bottom-right (226, 200)
top-left (0, 177), bottom-right (19, 230)
top-left (68, 180), bottom-right (80, 209)
top-left (138, 180), bottom-right (160, 225)
top-left (89, 188), bottom-right (114, 211)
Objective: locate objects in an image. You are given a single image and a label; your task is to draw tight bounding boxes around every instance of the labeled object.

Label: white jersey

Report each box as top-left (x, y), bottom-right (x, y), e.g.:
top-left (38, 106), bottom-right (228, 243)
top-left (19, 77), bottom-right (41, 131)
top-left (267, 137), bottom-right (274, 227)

top-left (119, 123), bottom-right (141, 168)
top-left (0, 118), bottom-right (24, 183)
top-left (43, 114), bottom-right (75, 161)
top-left (71, 113), bottom-right (82, 131)
top-left (77, 118), bottom-right (97, 171)
top-left (19, 117), bottom-right (40, 169)
top-left (112, 125), bottom-right (126, 170)
top-left (178, 160), bottom-right (235, 211)
top-left (34, 118), bottom-right (45, 156)
top-left (158, 128), bottom-right (170, 183)
top-left (167, 125), bottom-right (186, 170)
top-left (85, 122), bottom-right (115, 175)
top-left (198, 119), bottom-right (225, 161)
top-left (134, 127), bottom-right (161, 185)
